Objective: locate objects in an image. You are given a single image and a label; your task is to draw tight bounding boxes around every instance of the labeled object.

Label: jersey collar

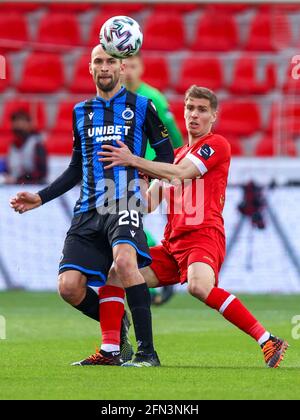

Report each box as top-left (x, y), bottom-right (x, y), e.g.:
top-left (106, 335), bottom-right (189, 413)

top-left (188, 132), bottom-right (213, 149)
top-left (96, 86), bottom-right (127, 106)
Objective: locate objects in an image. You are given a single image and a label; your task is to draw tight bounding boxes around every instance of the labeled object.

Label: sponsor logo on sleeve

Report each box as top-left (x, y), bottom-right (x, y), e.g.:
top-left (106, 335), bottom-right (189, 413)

top-left (197, 144), bottom-right (215, 160)
top-left (161, 127), bottom-right (169, 138)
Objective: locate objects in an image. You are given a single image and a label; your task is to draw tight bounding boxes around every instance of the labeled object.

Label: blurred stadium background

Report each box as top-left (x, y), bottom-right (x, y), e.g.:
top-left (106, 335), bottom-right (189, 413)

top-left (1, 0), bottom-right (300, 294)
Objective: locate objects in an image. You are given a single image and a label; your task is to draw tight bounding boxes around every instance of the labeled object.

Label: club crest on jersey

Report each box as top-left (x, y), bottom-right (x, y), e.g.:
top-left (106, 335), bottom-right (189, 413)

top-left (198, 144), bottom-right (215, 160)
top-left (122, 108), bottom-right (134, 120)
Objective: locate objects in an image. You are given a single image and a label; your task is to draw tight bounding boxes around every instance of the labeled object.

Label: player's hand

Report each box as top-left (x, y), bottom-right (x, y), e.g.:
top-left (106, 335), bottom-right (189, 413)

top-left (9, 192), bottom-right (42, 214)
top-left (98, 140), bottom-right (134, 169)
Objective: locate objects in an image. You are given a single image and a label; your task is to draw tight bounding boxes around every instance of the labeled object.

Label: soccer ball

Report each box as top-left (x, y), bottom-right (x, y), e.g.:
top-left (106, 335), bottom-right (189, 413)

top-left (99, 16), bottom-right (143, 59)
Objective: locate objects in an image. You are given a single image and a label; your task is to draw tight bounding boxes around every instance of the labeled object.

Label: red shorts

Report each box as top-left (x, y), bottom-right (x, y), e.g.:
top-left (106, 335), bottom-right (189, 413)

top-left (150, 227), bottom-right (225, 287)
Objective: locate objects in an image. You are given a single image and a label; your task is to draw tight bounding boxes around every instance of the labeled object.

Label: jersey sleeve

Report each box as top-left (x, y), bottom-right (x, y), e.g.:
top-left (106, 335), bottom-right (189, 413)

top-left (174, 147), bottom-right (184, 158)
top-left (152, 93), bottom-right (183, 148)
top-left (185, 136), bottom-right (231, 176)
top-left (162, 109), bottom-right (183, 148)
top-left (37, 108), bottom-right (83, 205)
top-left (72, 108), bottom-right (82, 152)
top-left (144, 100), bottom-right (174, 163)
top-left (144, 100), bottom-right (170, 149)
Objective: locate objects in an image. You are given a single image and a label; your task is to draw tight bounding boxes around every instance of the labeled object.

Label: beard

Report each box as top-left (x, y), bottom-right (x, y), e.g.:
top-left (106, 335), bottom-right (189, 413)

top-left (96, 75), bottom-right (118, 92)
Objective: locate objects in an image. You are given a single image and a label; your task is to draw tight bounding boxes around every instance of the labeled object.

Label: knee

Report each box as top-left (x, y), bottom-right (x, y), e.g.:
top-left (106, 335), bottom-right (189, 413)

top-left (187, 277), bottom-right (213, 301)
top-left (114, 252), bottom-right (136, 277)
top-left (58, 273), bottom-right (83, 304)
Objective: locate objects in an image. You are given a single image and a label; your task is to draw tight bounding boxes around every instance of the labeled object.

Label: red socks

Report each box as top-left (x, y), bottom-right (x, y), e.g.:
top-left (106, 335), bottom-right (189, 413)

top-left (98, 285), bottom-right (270, 351)
top-left (205, 287), bottom-right (269, 344)
top-left (99, 285), bottom-right (125, 352)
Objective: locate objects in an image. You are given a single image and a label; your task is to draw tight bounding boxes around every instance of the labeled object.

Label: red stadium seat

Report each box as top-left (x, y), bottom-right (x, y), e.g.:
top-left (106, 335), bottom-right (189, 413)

top-left (0, 99), bottom-right (46, 132)
top-left (190, 12), bottom-right (238, 51)
top-left (0, 132), bottom-right (11, 155)
top-left (266, 102), bottom-right (300, 136)
top-left (142, 12), bottom-right (185, 51)
top-left (45, 132), bottom-right (73, 155)
top-left (87, 12), bottom-right (119, 47)
top-left (68, 54), bottom-right (95, 94)
top-left (101, 3), bottom-right (145, 14)
top-left (0, 2), bottom-right (40, 12)
top-left (0, 56), bottom-right (11, 92)
top-left (169, 99), bottom-right (186, 135)
top-left (47, 3), bottom-right (93, 12)
top-left (282, 102), bottom-right (300, 136)
top-left (255, 135), bottom-right (297, 157)
top-left (245, 12), bottom-right (291, 51)
top-left (36, 13), bottom-right (81, 49)
top-left (255, 135), bottom-right (276, 156)
top-left (265, 103), bottom-right (279, 134)
top-left (142, 55), bottom-right (170, 91)
top-left (17, 53), bottom-right (64, 93)
top-left (258, 4), bottom-right (300, 13)
top-left (225, 136), bottom-right (243, 156)
top-left (153, 3), bottom-right (198, 13)
top-left (229, 56), bottom-right (276, 94)
top-left (283, 61), bottom-right (300, 93)
top-left (0, 13), bottom-right (29, 52)
top-left (174, 57), bottom-right (223, 94)
top-left (216, 101), bottom-right (261, 136)
top-left (285, 141), bottom-right (298, 156)
top-left (206, 4), bottom-right (249, 13)
top-left (51, 100), bottom-right (77, 133)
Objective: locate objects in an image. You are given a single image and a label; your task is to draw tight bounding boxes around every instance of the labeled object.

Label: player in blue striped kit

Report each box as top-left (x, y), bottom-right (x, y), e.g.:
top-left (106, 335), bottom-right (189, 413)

top-left (10, 44), bottom-right (174, 367)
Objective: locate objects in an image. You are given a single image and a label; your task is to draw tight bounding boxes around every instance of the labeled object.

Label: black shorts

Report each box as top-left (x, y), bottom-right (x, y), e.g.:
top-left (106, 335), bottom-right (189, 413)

top-left (59, 209), bottom-right (151, 287)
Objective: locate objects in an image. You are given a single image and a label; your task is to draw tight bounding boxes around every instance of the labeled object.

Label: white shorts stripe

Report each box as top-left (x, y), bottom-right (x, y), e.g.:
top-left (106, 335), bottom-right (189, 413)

top-left (99, 297), bottom-right (124, 304)
top-left (219, 294), bottom-right (236, 314)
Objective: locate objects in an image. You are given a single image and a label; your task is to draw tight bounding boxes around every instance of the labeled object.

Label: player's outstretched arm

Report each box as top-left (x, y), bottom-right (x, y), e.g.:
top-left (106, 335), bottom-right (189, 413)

top-left (10, 149), bottom-right (83, 214)
top-left (9, 192), bottom-right (42, 214)
top-left (37, 149), bottom-right (82, 205)
top-left (98, 140), bottom-right (201, 181)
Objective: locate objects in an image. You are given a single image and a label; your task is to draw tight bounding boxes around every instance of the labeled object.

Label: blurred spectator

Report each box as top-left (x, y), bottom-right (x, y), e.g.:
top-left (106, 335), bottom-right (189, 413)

top-left (0, 110), bottom-right (47, 184)
top-left (238, 181), bottom-right (266, 229)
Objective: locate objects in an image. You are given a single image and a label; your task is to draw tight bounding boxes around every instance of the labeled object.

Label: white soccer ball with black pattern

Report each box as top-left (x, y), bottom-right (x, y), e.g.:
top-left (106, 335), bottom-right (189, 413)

top-left (99, 16), bottom-right (143, 59)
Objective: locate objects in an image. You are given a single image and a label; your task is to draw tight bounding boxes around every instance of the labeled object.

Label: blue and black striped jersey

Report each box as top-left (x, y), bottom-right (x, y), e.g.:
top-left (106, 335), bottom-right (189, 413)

top-left (72, 87), bottom-right (173, 214)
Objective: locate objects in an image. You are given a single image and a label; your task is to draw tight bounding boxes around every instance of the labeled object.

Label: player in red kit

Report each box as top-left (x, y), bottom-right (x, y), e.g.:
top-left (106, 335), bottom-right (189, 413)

top-left (99, 85), bottom-right (289, 368)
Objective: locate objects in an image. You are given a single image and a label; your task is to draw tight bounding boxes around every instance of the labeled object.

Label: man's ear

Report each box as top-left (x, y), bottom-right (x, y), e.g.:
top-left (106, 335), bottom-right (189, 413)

top-left (140, 61), bottom-right (144, 77)
top-left (211, 111), bottom-right (218, 123)
top-left (120, 61), bottom-right (126, 76)
top-left (89, 62), bottom-right (93, 75)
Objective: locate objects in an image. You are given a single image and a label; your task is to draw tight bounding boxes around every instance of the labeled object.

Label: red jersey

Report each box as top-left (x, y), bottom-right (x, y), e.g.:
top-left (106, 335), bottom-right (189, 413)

top-left (163, 132), bottom-right (231, 242)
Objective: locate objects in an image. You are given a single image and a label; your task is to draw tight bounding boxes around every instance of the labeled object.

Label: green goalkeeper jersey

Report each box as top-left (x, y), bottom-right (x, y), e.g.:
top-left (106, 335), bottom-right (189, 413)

top-left (136, 82), bottom-right (183, 160)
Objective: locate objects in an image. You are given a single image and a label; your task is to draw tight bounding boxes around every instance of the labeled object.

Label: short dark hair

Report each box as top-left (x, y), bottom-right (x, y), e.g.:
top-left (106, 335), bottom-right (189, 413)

top-left (185, 85), bottom-right (218, 111)
top-left (10, 109), bottom-right (31, 122)
top-left (125, 51), bottom-right (142, 60)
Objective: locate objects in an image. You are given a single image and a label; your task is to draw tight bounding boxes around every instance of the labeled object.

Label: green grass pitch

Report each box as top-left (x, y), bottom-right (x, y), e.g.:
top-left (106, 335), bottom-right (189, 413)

top-left (0, 291), bottom-right (300, 400)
